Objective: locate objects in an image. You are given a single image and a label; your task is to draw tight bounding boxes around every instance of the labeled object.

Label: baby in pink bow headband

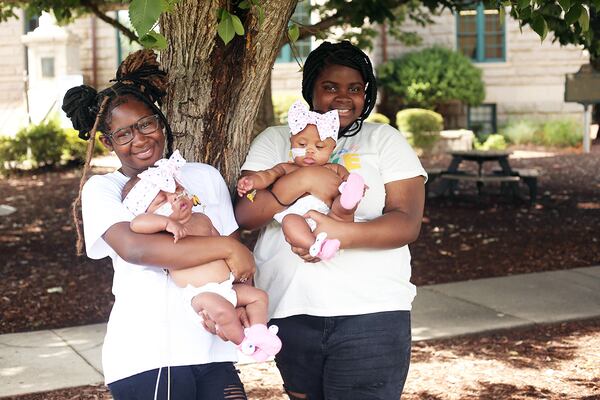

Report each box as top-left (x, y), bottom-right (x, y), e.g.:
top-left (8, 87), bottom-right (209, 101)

top-left (237, 100), bottom-right (366, 260)
top-left (122, 150), bottom-right (281, 361)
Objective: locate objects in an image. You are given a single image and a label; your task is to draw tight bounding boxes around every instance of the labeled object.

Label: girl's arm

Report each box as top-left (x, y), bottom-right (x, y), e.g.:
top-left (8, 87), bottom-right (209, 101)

top-left (234, 166), bottom-right (343, 231)
top-left (300, 176), bottom-right (425, 250)
top-left (102, 222), bottom-right (255, 281)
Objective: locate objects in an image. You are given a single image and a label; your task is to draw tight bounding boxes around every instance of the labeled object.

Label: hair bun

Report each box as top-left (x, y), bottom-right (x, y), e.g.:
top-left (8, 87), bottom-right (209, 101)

top-left (113, 49), bottom-right (168, 105)
top-left (62, 85), bottom-right (98, 140)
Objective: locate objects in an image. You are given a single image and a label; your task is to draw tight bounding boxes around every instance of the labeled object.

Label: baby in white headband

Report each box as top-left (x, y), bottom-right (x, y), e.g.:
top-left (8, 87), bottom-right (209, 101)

top-left (237, 100), bottom-right (366, 260)
top-left (122, 150), bottom-right (281, 361)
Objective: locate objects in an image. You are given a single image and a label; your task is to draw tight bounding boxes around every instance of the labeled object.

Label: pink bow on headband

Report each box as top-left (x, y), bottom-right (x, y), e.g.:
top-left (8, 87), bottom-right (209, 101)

top-left (288, 100), bottom-right (339, 142)
top-left (138, 149), bottom-right (186, 193)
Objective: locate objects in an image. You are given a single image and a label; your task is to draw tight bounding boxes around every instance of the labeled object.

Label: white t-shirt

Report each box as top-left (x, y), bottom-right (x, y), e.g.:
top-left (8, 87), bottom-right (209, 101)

top-left (81, 163), bottom-right (238, 384)
top-left (241, 122), bottom-right (427, 319)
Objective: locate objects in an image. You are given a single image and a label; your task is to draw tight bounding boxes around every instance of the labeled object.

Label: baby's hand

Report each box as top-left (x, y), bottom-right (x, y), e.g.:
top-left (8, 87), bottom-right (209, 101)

top-left (166, 220), bottom-right (187, 243)
top-left (237, 176), bottom-right (255, 197)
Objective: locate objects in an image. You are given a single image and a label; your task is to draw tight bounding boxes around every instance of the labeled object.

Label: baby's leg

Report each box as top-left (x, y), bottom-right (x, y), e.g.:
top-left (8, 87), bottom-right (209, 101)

top-left (191, 292), bottom-right (245, 344)
top-left (281, 214), bottom-right (316, 249)
top-left (232, 284), bottom-right (269, 326)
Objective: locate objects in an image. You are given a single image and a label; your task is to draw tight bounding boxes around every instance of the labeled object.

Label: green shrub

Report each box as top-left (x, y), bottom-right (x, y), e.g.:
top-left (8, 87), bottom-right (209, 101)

top-left (63, 128), bottom-right (108, 162)
top-left (540, 119), bottom-right (582, 147)
top-left (365, 112), bottom-right (391, 125)
top-left (396, 108), bottom-right (443, 151)
top-left (377, 46), bottom-right (485, 110)
top-left (474, 134), bottom-right (507, 150)
top-left (273, 92), bottom-right (301, 125)
top-left (14, 119), bottom-right (67, 167)
top-left (500, 120), bottom-right (539, 145)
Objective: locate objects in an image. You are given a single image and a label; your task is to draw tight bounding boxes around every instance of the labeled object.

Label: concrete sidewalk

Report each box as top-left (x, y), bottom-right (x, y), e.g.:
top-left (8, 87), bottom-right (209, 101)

top-left (1, 266), bottom-right (599, 397)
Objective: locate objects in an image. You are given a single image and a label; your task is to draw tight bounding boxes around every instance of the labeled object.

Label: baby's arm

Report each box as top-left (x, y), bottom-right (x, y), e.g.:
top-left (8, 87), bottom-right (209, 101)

top-left (130, 214), bottom-right (187, 242)
top-left (237, 163), bottom-right (297, 196)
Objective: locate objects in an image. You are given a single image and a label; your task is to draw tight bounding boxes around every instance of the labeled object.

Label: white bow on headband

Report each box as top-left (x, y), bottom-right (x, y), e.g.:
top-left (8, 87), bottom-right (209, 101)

top-left (123, 150), bottom-right (186, 216)
top-left (288, 100), bottom-right (339, 142)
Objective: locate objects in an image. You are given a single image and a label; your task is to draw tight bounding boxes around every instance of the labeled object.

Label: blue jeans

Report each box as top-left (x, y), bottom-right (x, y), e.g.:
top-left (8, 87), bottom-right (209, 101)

top-left (108, 362), bottom-right (247, 400)
top-left (271, 311), bottom-right (411, 400)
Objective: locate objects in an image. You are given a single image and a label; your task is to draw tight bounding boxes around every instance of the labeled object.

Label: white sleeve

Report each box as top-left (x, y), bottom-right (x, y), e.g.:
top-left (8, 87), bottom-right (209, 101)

top-left (209, 166), bottom-right (239, 236)
top-left (81, 175), bottom-right (133, 259)
top-left (376, 125), bottom-right (428, 184)
top-left (240, 126), bottom-right (288, 172)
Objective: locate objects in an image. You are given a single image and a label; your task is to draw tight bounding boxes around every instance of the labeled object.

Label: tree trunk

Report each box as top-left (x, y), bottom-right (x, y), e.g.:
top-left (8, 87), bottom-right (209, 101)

top-left (161, 0), bottom-right (296, 188)
top-left (253, 70), bottom-right (275, 139)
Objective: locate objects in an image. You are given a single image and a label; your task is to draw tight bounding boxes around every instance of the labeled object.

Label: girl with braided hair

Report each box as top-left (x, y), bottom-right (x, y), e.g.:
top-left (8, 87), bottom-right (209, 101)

top-left (235, 41), bottom-right (427, 399)
top-left (63, 49), bottom-right (252, 399)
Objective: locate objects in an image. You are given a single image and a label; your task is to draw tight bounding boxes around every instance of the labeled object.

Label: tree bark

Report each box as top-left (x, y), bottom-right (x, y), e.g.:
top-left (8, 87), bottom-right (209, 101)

top-left (161, 0), bottom-right (296, 188)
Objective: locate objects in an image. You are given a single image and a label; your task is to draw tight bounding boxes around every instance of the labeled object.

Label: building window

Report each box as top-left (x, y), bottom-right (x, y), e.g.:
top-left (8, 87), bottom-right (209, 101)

top-left (115, 9), bottom-right (142, 66)
top-left (468, 104), bottom-right (497, 137)
top-left (276, 1), bottom-right (311, 63)
top-left (457, 3), bottom-right (505, 62)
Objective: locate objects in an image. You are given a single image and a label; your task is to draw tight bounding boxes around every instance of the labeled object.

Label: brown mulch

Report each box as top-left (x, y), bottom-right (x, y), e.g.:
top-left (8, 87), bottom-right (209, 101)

top-left (4, 319), bottom-right (599, 400)
top-left (1, 145), bottom-right (599, 334)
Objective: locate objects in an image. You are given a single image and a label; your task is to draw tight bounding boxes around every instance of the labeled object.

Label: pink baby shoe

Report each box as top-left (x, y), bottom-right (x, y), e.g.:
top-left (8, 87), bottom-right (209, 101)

top-left (237, 324), bottom-right (282, 362)
top-left (339, 173), bottom-right (365, 210)
top-left (308, 232), bottom-right (340, 260)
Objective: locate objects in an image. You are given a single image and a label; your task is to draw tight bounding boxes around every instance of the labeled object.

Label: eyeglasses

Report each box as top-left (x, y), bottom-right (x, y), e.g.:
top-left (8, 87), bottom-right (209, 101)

top-left (106, 114), bottom-right (161, 146)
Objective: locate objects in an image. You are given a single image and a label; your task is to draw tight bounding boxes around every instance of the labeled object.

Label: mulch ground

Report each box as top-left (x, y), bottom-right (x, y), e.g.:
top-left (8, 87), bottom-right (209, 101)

top-left (1, 145), bottom-right (599, 333)
top-left (4, 319), bottom-right (599, 399)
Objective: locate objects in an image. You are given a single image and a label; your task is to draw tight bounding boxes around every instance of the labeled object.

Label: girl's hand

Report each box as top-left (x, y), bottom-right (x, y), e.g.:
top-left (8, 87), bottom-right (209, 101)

top-left (303, 210), bottom-right (349, 245)
top-left (224, 238), bottom-right (256, 282)
top-left (165, 220), bottom-right (187, 243)
top-left (237, 176), bottom-right (255, 197)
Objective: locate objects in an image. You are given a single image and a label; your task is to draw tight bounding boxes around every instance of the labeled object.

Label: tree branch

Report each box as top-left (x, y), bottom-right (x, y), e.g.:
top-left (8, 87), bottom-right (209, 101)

top-left (82, 1), bottom-right (139, 43)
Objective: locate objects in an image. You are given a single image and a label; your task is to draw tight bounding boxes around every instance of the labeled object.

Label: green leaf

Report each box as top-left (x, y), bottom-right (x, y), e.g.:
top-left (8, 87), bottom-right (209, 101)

top-left (578, 6), bottom-right (589, 31)
top-left (517, 0), bottom-right (530, 10)
top-left (557, 0), bottom-right (571, 12)
top-left (531, 13), bottom-right (548, 41)
top-left (256, 5), bottom-right (265, 26)
top-left (217, 12), bottom-right (235, 45)
top-left (129, 0), bottom-right (163, 37)
top-left (564, 4), bottom-right (582, 25)
top-left (238, 0), bottom-right (250, 10)
top-left (139, 31), bottom-right (167, 50)
top-left (288, 23), bottom-right (300, 43)
top-left (231, 14), bottom-right (245, 35)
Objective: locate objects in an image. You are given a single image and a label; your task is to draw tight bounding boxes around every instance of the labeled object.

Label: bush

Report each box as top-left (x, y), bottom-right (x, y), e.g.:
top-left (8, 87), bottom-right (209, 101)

top-left (500, 120), bottom-right (539, 145)
top-left (63, 128), bottom-right (108, 162)
top-left (396, 108), bottom-right (444, 151)
top-left (273, 93), bottom-right (301, 125)
top-left (540, 119), bottom-right (582, 147)
top-left (500, 118), bottom-right (583, 148)
top-left (365, 112), bottom-right (391, 125)
top-left (377, 46), bottom-right (485, 110)
top-left (474, 134), bottom-right (507, 150)
top-left (14, 119), bottom-right (67, 167)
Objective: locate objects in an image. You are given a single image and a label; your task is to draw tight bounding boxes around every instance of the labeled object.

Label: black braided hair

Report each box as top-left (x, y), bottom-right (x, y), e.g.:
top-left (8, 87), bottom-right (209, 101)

top-left (62, 49), bottom-right (173, 155)
top-left (62, 49), bottom-right (172, 255)
top-left (302, 41), bottom-right (377, 138)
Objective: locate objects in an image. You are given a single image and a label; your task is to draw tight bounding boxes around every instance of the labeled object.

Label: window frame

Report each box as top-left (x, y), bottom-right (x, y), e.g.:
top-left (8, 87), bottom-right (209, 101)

top-left (467, 103), bottom-right (497, 137)
top-left (456, 2), bottom-right (506, 63)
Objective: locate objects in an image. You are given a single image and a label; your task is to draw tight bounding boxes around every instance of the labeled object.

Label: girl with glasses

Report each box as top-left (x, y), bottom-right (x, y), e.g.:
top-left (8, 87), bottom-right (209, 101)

top-left (62, 50), bottom-right (253, 399)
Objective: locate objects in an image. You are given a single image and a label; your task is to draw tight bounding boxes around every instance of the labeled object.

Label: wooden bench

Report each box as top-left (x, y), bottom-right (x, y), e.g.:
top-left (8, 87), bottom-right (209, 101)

top-left (438, 173), bottom-right (521, 198)
top-left (492, 168), bottom-right (539, 204)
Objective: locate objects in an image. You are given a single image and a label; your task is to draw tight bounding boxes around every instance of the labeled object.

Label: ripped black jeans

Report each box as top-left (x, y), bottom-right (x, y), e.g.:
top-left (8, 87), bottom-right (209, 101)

top-left (108, 362), bottom-right (247, 400)
top-left (271, 311), bottom-right (411, 400)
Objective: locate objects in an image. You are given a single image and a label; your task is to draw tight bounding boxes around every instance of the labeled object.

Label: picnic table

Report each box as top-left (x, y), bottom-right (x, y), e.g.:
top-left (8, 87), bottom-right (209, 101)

top-left (426, 150), bottom-right (538, 203)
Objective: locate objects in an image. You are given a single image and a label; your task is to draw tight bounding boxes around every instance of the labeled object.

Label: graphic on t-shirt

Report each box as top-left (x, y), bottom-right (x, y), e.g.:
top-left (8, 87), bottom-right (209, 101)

top-left (330, 145), bottom-right (361, 171)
